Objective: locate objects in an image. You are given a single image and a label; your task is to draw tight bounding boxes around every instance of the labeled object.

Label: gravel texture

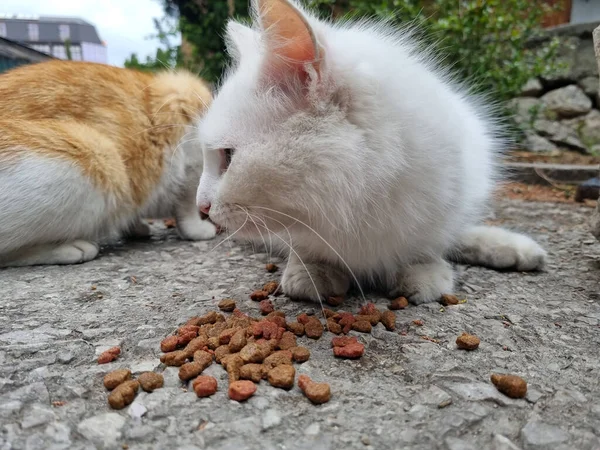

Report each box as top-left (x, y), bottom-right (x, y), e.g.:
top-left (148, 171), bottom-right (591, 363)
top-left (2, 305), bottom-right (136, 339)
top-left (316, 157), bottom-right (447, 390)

top-left (1, 198), bottom-right (599, 450)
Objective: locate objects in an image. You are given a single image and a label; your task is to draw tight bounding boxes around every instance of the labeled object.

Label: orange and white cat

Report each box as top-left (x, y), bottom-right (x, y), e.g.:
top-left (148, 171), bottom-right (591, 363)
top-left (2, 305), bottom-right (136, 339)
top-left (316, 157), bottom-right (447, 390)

top-left (0, 60), bottom-right (216, 267)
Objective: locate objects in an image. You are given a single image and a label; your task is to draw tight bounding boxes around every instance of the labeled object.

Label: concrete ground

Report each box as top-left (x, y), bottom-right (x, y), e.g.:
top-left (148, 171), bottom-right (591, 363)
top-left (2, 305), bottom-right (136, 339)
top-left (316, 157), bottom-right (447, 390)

top-left (0, 198), bottom-right (599, 450)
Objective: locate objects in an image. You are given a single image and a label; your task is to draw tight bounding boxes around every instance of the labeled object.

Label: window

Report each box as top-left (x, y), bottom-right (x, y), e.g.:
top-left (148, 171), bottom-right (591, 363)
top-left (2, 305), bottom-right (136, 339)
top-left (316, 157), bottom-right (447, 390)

top-left (0, 23), bottom-right (6, 38)
top-left (58, 24), bottom-right (69, 41)
top-left (27, 23), bottom-right (39, 41)
top-left (52, 45), bottom-right (66, 59)
top-left (31, 44), bottom-right (51, 54)
top-left (70, 45), bottom-right (82, 61)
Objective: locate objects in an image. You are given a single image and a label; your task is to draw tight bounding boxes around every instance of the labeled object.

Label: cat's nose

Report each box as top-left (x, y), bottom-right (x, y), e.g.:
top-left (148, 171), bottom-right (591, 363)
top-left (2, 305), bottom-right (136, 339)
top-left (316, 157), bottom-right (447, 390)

top-left (199, 202), bottom-right (211, 215)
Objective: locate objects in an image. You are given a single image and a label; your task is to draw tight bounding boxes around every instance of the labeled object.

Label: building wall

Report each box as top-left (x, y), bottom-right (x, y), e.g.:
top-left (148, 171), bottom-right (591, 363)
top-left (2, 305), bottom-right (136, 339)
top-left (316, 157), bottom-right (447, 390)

top-left (571, 0), bottom-right (600, 24)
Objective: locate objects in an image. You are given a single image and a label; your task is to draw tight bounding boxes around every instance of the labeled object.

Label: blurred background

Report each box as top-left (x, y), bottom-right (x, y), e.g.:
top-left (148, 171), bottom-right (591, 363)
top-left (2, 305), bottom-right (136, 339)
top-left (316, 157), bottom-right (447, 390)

top-left (2, 0), bottom-right (600, 169)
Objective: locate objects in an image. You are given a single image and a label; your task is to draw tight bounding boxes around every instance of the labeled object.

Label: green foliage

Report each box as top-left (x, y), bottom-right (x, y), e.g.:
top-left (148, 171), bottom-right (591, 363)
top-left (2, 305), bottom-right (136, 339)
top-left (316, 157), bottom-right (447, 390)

top-left (124, 16), bottom-right (180, 73)
top-left (309, 0), bottom-right (560, 101)
top-left (131, 0), bottom-right (560, 103)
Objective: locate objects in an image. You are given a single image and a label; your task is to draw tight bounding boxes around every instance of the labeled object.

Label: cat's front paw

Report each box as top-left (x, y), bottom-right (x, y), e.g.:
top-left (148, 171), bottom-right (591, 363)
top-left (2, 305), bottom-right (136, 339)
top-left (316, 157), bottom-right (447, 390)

top-left (390, 259), bottom-right (454, 305)
top-left (281, 256), bottom-right (350, 302)
top-left (177, 216), bottom-right (217, 241)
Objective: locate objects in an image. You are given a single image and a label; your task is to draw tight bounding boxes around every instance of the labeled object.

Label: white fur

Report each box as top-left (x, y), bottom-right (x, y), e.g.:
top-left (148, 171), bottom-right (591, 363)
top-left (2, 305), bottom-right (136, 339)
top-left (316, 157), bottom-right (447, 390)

top-left (0, 129), bottom-right (215, 267)
top-left (196, 0), bottom-right (546, 303)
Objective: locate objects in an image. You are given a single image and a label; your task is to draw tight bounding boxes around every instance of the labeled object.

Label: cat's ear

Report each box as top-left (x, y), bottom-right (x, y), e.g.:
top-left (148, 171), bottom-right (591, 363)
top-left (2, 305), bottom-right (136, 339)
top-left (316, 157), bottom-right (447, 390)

top-left (252, 0), bottom-right (324, 80)
top-left (225, 20), bottom-right (258, 61)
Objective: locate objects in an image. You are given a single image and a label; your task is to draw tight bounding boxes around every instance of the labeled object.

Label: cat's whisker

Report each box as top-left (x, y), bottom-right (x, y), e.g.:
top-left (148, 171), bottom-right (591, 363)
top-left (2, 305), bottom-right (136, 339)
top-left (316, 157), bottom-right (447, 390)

top-left (246, 212), bottom-right (327, 320)
top-left (249, 205), bottom-right (366, 303)
top-left (209, 215), bottom-right (249, 253)
top-left (242, 206), bottom-right (274, 263)
top-left (238, 206), bottom-right (270, 260)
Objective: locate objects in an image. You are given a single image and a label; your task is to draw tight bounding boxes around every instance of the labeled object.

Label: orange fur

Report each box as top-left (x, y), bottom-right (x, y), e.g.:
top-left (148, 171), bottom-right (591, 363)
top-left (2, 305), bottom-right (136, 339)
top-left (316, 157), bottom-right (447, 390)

top-left (0, 60), bottom-right (211, 207)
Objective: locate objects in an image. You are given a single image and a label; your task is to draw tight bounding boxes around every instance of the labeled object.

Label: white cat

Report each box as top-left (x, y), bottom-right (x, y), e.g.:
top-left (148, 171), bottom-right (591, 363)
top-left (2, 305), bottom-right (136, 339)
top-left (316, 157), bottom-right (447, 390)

top-left (196, 0), bottom-right (547, 304)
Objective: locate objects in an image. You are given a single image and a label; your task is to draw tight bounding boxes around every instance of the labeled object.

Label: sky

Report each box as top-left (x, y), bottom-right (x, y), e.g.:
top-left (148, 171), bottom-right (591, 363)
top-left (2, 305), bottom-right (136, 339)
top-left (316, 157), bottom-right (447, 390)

top-left (2, 0), bottom-right (180, 66)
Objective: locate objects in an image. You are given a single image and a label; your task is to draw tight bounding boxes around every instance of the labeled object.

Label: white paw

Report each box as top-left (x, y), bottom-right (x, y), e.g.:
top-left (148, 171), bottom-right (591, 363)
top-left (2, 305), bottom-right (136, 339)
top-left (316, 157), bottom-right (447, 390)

top-left (456, 226), bottom-right (547, 271)
top-left (53, 240), bottom-right (99, 264)
top-left (281, 258), bottom-right (350, 302)
top-left (390, 260), bottom-right (454, 305)
top-left (177, 217), bottom-right (217, 241)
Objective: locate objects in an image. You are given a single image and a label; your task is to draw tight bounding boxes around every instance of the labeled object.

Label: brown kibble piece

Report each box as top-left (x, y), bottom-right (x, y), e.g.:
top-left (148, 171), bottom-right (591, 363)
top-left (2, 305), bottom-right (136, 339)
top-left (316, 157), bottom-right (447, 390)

top-left (456, 333), bottom-right (480, 351)
top-left (262, 281), bottom-right (279, 295)
top-left (265, 263), bottom-right (278, 273)
top-left (359, 303), bottom-right (377, 316)
top-left (219, 327), bottom-right (239, 345)
top-left (192, 350), bottom-right (213, 371)
top-left (138, 372), bottom-right (164, 392)
top-left (259, 300), bottom-right (274, 315)
top-left (338, 313), bottom-right (356, 334)
top-left (177, 325), bottom-right (200, 336)
top-left (277, 331), bottom-right (297, 350)
top-left (218, 298), bottom-right (236, 312)
top-left (214, 345), bottom-right (231, 363)
top-left (160, 350), bottom-right (188, 367)
top-left (98, 347), bottom-right (120, 364)
top-left (160, 336), bottom-right (179, 353)
top-left (183, 336), bottom-right (208, 357)
top-left (263, 350), bottom-right (293, 371)
top-left (229, 380), bottom-right (257, 401)
top-left (193, 375), bottom-right (218, 398)
top-left (324, 309), bottom-right (337, 319)
top-left (326, 296), bottom-right (344, 306)
top-left (389, 297), bottom-right (408, 310)
top-left (207, 336), bottom-right (220, 350)
top-left (103, 369), bottom-right (131, 390)
top-left (164, 218), bottom-right (176, 228)
top-left (224, 354), bottom-right (244, 382)
top-left (355, 313), bottom-right (380, 326)
top-left (296, 313), bottom-right (311, 325)
top-left (298, 375), bottom-right (331, 404)
top-left (266, 314), bottom-right (286, 329)
top-left (441, 294), bottom-right (459, 306)
top-left (286, 322), bottom-right (305, 336)
top-left (331, 336), bottom-right (358, 347)
top-left (196, 311), bottom-right (220, 326)
top-left (412, 319), bottom-right (424, 327)
top-left (304, 318), bottom-right (324, 339)
top-left (177, 331), bottom-right (198, 348)
top-left (351, 320), bottom-right (372, 333)
top-left (491, 374), bottom-right (527, 399)
top-left (240, 364), bottom-right (265, 383)
top-left (267, 365), bottom-right (295, 390)
top-left (291, 346), bottom-right (310, 363)
top-left (108, 380), bottom-right (139, 410)
top-left (333, 342), bottom-right (365, 359)
top-left (229, 329), bottom-right (247, 353)
top-left (179, 361), bottom-right (206, 381)
top-left (250, 290), bottom-right (269, 301)
top-left (326, 319), bottom-right (342, 335)
top-left (380, 310), bottom-right (396, 331)
top-left (240, 343), bottom-right (270, 364)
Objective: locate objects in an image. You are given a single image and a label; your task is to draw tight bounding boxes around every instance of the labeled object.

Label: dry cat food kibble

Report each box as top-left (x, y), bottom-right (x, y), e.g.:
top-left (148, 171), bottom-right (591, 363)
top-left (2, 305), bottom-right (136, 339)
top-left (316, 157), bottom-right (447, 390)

top-left (380, 310), bottom-right (396, 331)
top-left (267, 365), bottom-right (295, 389)
top-left (250, 290), bottom-right (269, 301)
top-left (304, 317), bottom-right (324, 339)
top-left (298, 375), bottom-right (331, 404)
top-left (265, 263), bottom-right (278, 273)
top-left (326, 296), bottom-right (344, 306)
top-left (262, 281), bottom-right (279, 295)
top-left (259, 299), bottom-right (274, 315)
top-left (138, 372), bottom-right (164, 392)
top-left (291, 346), bottom-right (310, 363)
top-left (456, 333), bottom-right (480, 350)
top-left (193, 375), bottom-right (218, 398)
top-left (229, 380), bottom-right (257, 401)
top-left (332, 336), bottom-right (365, 359)
top-left (160, 336), bottom-right (179, 353)
top-left (108, 380), bottom-right (139, 410)
top-left (491, 374), bottom-right (527, 398)
top-left (389, 297), bottom-right (408, 310)
top-left (98, 346), bottom-right (121, 364)
top-left (160, 350), bottom-right (188, 366)
top-left (218, 298), bottom-right (236, 312)
top-left (240, 364), bottom-right (265, 383)
top-left (103, 369), bottom-right (131, 390)
top-left (441, 294), bottom-right (459, 306)
top-left (351, 320), bottom-right (372, 333)
top-left (286, 322), bottom-right (305, 336)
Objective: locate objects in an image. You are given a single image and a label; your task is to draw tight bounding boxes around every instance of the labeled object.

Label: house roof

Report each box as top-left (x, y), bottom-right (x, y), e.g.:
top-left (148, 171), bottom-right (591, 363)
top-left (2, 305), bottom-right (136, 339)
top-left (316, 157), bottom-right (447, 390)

top-left (0, 15), bottom-right (103, 45)
top-left (0, 36), bottom-right (55, 62)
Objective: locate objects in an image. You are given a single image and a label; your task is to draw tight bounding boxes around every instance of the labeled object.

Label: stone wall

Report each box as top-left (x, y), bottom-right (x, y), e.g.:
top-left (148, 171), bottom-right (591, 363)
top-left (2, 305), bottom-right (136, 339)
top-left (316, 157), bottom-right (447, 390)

top-left (510, 21), bottom-right (600, 154)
